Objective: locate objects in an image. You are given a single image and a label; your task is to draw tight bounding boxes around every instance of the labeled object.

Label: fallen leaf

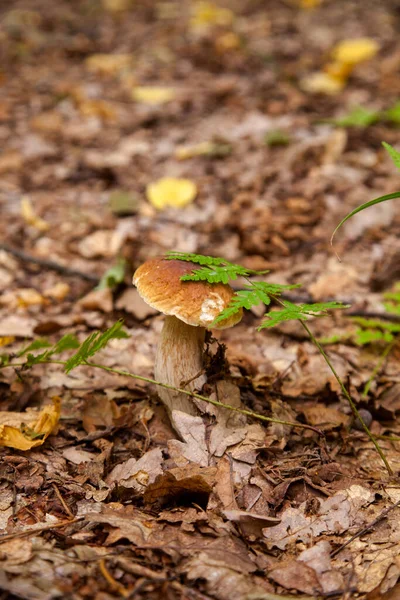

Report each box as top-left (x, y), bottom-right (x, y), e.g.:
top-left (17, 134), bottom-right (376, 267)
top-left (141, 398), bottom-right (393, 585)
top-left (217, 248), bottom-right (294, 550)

top-left (300, 72), bottom-right (345, 95)
top-left (268, 559), bottom-right (322, 595)
top-left (132, 86), bottom-right (176, 104)
top-left (168, 411), bottom-right (209, 466)
top-left (82, 394), bottom-right (120, 433)
top-left (109, 190), bottom-right (139, 215)
top-left (20, 197), bottom-right (49, 232)
top-left (85, 53), bottom-right (132, 76)
top-left (144, 465), bottom-right (217, 506)
top-left (106, 447), bottom-right (164, 492)
top-left (222, 509), bottom-right (280, 538)
top-left (78, 288), bottom-right (113, 313)
top-left (263, 485), bottom-right (374, 550)
top-left (190, 1), bottom-right (234, 31)
top-left (115, 288), bottom-right (158, 319)
top-left (78, 230), bottom-right (124, 258)
top-left (185, 552), bottom-right (272, 600)
top-left (0, 397), bottom-right (60, 450)
top-left (331, 38), bottom-right (379, 65)
top-left (102, 0), bottom-right (132, 11)
top-left (146, 177), bottom-right (197, 210)
top-left (0, 315), bottom-right (36, 337)
top-left (299, 541), bottom-right (344, 595)
top-left (302, 405), bottom-right (351, 430)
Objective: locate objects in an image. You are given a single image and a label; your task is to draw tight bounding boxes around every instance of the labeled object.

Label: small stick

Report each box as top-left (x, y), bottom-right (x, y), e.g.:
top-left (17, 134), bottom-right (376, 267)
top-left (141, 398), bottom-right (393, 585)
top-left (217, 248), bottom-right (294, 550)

top-left (0, 516), bottom-right (83, 543)
top-left (52, 482), bottom-right (74, 519)
top-left (331, 498), bottom-right (400, 558)
top-left (99, 558), bottom-right (130, 597)
top-left (0, 242), bottom-right (99, 283)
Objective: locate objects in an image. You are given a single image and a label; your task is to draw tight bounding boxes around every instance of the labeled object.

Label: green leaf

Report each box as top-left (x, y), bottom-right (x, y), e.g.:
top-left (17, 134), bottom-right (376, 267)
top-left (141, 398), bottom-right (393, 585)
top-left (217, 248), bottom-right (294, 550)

top-left (64, 320), bottom-right (129, 373)
top-left (166, 252), bottom-right (269, 284)
top-left (18, 339), bottom-right (51, 357)
top-left (258, 301), bottom-right (348, 329)
top-left (384, 101), bottom-right (400, 125)
top-left (330, 190), bottom-right (400, 246)
top-left (382, 141), bottom-right (400, 171)
top-left (332, 106), bottom-right (380, 128)
top-left (354, 328), bottom-right (393, 346)
top-left (264, 129), bottom-right (291, 146)
top-left (96, 258), bottom-right (127, 290)
top-left (212, 281), bottom-right (301, 325)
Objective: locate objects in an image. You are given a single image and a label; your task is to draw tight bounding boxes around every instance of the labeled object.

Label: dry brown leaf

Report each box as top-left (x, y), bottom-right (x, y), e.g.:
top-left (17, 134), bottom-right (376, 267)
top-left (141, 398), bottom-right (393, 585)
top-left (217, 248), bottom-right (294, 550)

top-left (222, 509), bottom-right (280, 538)
top-left (168, 411), bottom-right (209, 466)
top-left (106, 447), bottom-right (164, 492)
top-left (264, 485), bottom-right (374, 550)
top-left (144, 465), bottom-right (217, 506)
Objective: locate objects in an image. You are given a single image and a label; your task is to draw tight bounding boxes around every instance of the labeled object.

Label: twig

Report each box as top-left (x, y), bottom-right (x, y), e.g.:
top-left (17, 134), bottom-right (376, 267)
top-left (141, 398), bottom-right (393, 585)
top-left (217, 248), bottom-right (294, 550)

top-left (52, 482), bottom-right (74, 519)
top-left (99, 558), bottom-right (130, 597)
top-left (84, 361), bottom-right (325, 436)
top-left (0, 359), bottom-right (325, 436)
top-left (0, 242), bottom-right (99, 283)
top-left (0, 516), bottom-right (83, 543)
top-left (362, 338), bottom-right (397, 397)
top-left (330, 499), bottom-right (400, 558)
top-left (300, 321), bottom-right (394, 477)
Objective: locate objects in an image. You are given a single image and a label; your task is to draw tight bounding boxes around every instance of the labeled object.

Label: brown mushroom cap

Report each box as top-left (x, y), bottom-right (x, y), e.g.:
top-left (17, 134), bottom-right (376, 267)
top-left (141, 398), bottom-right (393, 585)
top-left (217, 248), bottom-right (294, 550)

top-left (133, 257), bottom-right (242, 329)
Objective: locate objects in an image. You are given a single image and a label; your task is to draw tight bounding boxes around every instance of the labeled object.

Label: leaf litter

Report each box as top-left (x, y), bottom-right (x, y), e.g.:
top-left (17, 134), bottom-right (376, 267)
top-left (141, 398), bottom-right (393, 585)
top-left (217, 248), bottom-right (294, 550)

top-left (1, 0), bottom-right (400, 598)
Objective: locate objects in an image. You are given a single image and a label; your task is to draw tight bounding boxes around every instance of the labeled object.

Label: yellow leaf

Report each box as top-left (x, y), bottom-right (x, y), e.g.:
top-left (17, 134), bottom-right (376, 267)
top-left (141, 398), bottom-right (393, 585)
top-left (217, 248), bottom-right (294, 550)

top-left (20, 196), bottom-right (49, 232)
top-left (300, 71), bottom-right (345, 95)
top-left (146, 177), bottom-right (197, 210)
top-left (332, 38), bottom-right (379, 65)
top-left (102, 0), bottom-right (132, 12)
top-left (215, 32), bottom-right (241, 52)
top-left (0, 397), bottom-right (61, 450)
top-left (190, 1), bottom-right (234, 29)
top-left (298, 0), bottom-right (321, 7)
top-left (132, 86), bottom-right (176, 104)
top-left (78, 99), bottom-right (116, 121)
top-left (175, 141), bottom-right (215, 160)
top-left (0, 336), bottom-right (15, 348)
top-left (85, 53), bottom-right (132, 76)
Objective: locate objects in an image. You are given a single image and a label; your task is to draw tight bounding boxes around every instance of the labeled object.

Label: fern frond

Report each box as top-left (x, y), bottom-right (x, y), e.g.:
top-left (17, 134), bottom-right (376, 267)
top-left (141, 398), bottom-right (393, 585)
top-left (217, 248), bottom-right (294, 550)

top-left (382, 141), bottom-right (400, 171)
top-left (64, 320), bottom-right (129, 373)
top-left (165, 251), bottom-right (269, 283)
top-left (212, 282), bottom-right (303, 325)
top-left (259, 301), bottom-right (348, 329)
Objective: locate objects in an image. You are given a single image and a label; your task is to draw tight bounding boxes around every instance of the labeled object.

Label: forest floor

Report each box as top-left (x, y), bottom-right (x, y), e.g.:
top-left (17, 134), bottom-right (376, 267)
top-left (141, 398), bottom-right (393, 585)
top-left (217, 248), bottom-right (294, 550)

top-left (1, 1), bottom-right (400, 599)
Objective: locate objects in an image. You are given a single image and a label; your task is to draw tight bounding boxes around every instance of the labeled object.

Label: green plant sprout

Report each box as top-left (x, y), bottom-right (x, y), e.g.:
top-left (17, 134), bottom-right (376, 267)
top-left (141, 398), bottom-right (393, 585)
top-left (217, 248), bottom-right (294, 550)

top-left (331, 142), bottom-right (400, 246)
top-left (328, 101), bottom-right (400, 128)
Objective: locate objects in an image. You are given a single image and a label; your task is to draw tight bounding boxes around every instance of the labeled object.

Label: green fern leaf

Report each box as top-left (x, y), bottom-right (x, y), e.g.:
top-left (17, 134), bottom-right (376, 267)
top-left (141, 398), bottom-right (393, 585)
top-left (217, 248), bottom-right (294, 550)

top-left (259, 301), bottom-right (348, 329)
top-left (64, 320), bottom-right (129, 373)
top-left (382, 141), bottom-right (400, 171)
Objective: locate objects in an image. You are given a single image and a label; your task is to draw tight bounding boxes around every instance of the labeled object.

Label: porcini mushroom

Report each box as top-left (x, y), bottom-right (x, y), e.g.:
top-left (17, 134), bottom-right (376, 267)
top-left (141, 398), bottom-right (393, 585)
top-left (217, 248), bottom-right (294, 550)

top-left (133, 257), bottom-right (242, 423)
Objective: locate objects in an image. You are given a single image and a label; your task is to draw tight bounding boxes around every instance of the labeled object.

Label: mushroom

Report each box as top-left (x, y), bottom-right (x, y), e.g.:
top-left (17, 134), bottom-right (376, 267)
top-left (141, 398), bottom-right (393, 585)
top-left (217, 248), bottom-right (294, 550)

top-left (133, 257), bottom-right (242, 423)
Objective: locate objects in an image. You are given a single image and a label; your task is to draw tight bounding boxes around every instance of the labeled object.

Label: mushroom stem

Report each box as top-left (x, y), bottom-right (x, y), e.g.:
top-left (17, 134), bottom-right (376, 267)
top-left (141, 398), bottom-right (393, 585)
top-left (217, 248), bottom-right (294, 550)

top-left (154, 315), bottom-right (207, 418)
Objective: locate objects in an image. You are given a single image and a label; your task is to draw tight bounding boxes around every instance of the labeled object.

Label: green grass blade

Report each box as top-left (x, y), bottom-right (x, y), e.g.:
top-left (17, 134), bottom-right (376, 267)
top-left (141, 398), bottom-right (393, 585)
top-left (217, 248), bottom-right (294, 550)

top-left (330, 191), bottom-right (400, 247)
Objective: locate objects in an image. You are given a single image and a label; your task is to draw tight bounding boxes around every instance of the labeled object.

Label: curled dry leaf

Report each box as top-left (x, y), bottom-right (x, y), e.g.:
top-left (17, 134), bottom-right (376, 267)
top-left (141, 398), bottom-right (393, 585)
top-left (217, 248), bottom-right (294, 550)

top-left (20, 197), bottom-right (49, 232)
top-left (106, 447), bottom-right (164, 492)
top-left (0, 397), bottom-right (60, 450)
top-left (144, 465), bottom-right (217, 506)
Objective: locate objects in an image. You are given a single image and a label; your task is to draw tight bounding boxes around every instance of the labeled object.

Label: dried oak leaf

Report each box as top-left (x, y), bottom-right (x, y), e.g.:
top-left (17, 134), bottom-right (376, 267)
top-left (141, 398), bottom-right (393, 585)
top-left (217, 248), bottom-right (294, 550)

top-left (144, 465), bottom-right (217, 506)
top-left (264, 485), bottom-right (374, 550)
